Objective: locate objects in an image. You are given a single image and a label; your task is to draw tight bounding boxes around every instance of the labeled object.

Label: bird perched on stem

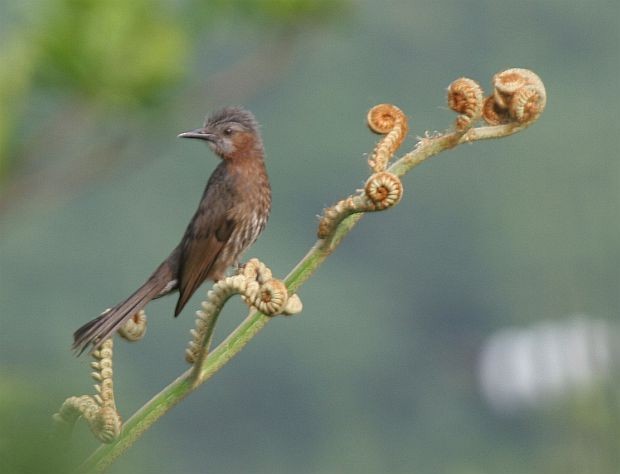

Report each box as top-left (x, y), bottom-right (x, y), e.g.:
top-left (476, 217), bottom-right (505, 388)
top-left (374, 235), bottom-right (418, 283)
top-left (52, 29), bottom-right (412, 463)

top-left (73, 106), bottom-right (271, 354)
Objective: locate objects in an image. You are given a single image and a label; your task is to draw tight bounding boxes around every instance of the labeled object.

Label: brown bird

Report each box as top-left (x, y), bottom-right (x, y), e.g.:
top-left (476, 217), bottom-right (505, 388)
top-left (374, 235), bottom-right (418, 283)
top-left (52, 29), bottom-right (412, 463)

top-left (73, 106), bottom-right (271, 354)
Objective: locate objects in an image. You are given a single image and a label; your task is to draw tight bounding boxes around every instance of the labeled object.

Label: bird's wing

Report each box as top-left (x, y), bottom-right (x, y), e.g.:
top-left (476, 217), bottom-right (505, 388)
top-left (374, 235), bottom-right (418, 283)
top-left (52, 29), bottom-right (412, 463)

top-left (174, 166), bottom-right (238, 316)
top-left (175, 215), bottom-right (235, 316)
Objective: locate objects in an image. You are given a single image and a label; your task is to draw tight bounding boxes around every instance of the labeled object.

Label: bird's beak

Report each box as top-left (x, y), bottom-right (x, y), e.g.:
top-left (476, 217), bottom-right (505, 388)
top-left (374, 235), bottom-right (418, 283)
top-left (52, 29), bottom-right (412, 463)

top-left (177, 128), bottom-right (217, 141)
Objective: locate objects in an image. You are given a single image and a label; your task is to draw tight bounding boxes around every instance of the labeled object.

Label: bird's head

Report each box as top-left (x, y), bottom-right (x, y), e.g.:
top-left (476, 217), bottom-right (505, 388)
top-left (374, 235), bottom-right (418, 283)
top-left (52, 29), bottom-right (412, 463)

top-left (178, 106), bottom-right (263, 160)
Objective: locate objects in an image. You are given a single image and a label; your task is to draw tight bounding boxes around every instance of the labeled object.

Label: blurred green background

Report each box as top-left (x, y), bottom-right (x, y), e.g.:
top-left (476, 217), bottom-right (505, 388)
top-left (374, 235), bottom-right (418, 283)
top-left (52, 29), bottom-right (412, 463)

top-left (1, 1), bottom-right (619, 473)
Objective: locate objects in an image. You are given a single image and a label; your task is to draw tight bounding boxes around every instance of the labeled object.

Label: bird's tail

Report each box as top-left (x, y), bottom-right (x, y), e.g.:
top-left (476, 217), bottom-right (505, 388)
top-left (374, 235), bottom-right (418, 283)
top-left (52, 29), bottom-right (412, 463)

top-left (72, 278), bottom-right (164, 355)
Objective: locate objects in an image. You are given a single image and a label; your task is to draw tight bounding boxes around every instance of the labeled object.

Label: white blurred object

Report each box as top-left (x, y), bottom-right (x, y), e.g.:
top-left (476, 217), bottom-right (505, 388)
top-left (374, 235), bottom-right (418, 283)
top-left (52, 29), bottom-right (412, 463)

top-left (478, 315), bottom-right (615, 414)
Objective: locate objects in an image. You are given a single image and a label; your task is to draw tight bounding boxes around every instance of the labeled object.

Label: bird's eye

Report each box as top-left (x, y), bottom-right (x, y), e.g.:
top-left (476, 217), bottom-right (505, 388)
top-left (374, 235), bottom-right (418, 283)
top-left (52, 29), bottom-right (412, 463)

top-left (223, 127), bottom-right (233, 136)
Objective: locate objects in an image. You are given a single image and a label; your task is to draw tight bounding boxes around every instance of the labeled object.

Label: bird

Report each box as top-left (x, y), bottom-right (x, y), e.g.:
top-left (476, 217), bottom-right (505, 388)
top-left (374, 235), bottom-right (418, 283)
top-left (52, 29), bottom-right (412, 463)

top-left (72, 106), bottom-right (271, 355)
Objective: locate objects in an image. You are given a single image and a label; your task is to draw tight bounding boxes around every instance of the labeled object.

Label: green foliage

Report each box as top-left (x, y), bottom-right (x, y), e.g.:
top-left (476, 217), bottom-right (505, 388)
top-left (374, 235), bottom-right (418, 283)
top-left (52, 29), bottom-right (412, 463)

top-left (35, 0), bottom-right (187, 107)
top-left (0, 0), bottom-right (346, 183)
top-left (0, 39), bottom-right (35, 179)
top-left (0, 377), bottom-right (80, 474)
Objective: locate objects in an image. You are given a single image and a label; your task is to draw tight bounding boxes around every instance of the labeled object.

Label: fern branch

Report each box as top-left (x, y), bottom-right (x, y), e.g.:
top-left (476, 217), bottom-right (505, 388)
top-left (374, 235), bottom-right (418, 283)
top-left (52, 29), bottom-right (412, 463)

top-left (72, 68), bottom-right (546, 473)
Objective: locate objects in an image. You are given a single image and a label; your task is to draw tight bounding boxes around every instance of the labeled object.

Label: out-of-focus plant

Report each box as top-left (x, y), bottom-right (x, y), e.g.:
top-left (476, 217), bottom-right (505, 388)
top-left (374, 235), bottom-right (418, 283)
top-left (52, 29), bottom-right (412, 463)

top-left (0, 0), bottom-right (185, 179)
top-left (35, 0), bottom-right (187, 107)
top-left (0, 34), bottom-right (36, 179)
top-left (0, 0), bottom-right (345, 213)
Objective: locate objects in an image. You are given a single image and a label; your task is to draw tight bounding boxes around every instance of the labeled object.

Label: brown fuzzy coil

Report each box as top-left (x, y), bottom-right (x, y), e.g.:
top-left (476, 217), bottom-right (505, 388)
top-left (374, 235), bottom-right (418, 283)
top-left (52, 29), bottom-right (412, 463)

top-left (483, 68), bottom-right (546, 126)
top-left (367, 104), bottom-right (409, 172)
top-left (118, 310), bottom-right (147, 342)
top-left (318, 171), bottom-right (403, 238)
top-left (447, 77), bottom-right (484, 131)
top-left (364, 171), bottom-right (403, 210)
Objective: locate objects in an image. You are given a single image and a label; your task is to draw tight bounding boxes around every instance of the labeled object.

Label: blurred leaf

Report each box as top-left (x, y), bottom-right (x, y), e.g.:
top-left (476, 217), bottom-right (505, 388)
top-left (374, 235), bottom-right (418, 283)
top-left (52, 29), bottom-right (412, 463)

top-left (0, 376), bottom-right (84, 474)
top-left (36, 0), bottom-right (187, 107)
top-left (0, 38), bottom-right (36, 179)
